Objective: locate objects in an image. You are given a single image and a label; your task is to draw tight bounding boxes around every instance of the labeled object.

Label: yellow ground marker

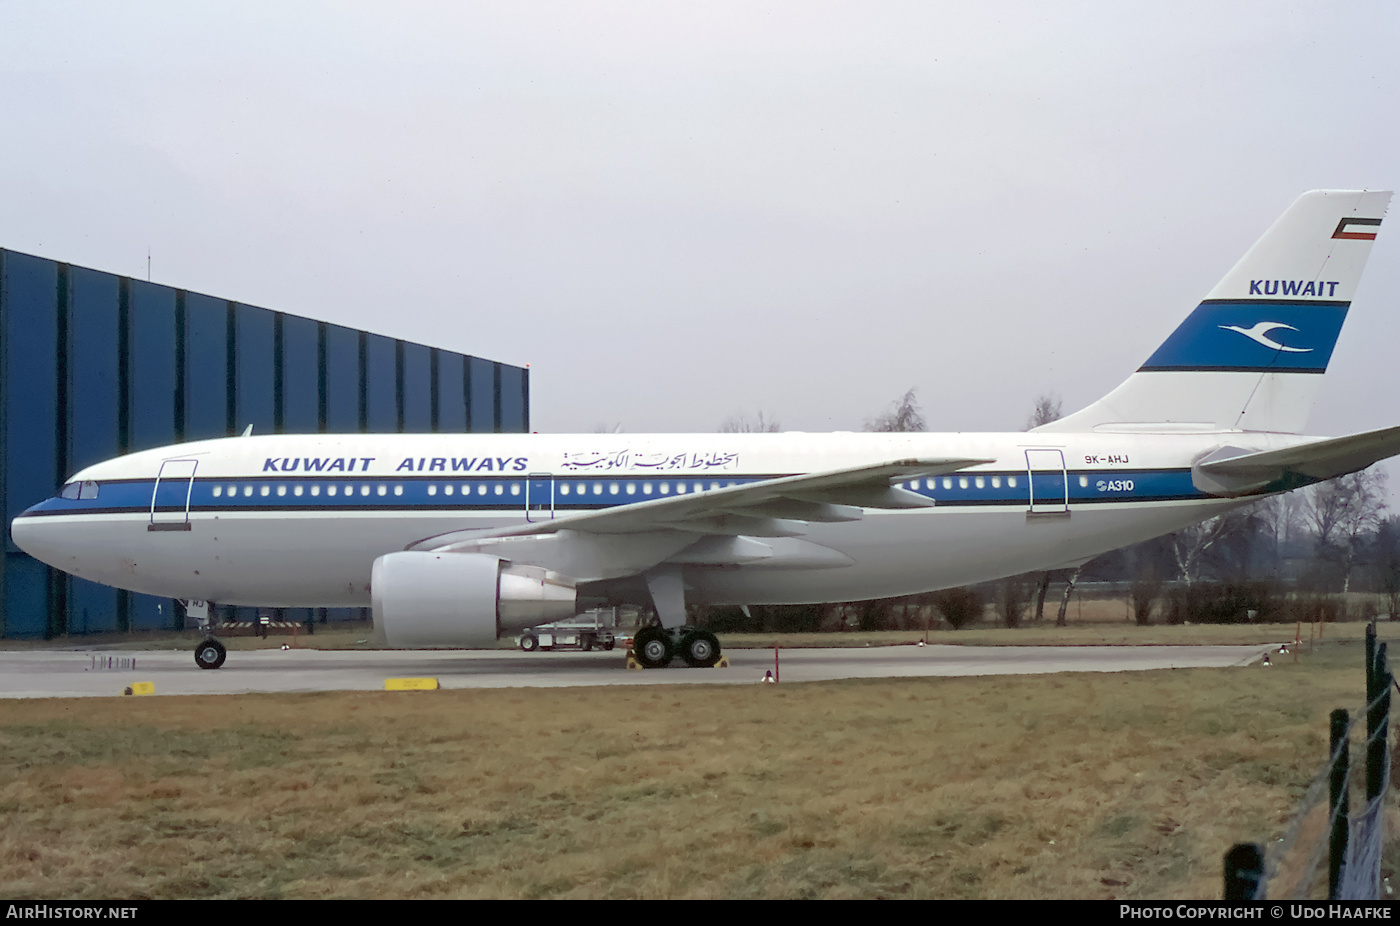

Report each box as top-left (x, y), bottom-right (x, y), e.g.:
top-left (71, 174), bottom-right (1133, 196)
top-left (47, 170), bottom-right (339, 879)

top-left (122, 682), bottom-right (155, 696)
top-left (384, 677), bottom-right (439, 691)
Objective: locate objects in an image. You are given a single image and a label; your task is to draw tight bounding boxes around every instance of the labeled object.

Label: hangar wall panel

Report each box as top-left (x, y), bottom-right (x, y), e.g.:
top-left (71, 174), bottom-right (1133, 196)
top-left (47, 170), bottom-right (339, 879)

top-left (467, 356), bottom-right (496, 433)
top-left (127, 281), bottom-right (178, 451)
top-left (0, 247), bottom-right (529, 639)
top-left (500, 364), bottom-right (529, 434)
top-left (69, 577), bottom-right (118, 635)
top-left (364, 333), bottom-right (396, 433)
top-left (323, 323), bottom-right (361, 433)
top-left (280, 314), bottom-right (319, 434)
top-left (184, 293), bottom-right (230, 442)
top-left (234, 303), bottom-right (276, 435)
top-left (402, 342), bottom-right (432, 433)
top-left (3, 253), bottom-right (59, 553)
top-left (435, 351), bottom-right (466, 433)
top-left (67, 267), bottom-right (122, 475)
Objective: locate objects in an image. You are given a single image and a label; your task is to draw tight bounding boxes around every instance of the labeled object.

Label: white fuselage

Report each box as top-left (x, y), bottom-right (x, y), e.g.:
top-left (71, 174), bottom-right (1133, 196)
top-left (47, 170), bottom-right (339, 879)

top-left (11, 429), bottom-right (1308, 609)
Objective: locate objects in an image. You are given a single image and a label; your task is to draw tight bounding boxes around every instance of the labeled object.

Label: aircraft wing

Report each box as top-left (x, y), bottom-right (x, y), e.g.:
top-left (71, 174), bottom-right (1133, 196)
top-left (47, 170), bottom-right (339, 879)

top-left (409, 457), bottom-right (991, 552)
top-left (1192, 425), bottom-right (1400, 497)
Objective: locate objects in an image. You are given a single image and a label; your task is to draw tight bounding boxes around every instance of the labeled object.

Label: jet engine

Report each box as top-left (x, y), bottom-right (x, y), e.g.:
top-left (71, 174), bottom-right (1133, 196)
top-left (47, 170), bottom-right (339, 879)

top-left (371, 551), bottom-right (577, 648)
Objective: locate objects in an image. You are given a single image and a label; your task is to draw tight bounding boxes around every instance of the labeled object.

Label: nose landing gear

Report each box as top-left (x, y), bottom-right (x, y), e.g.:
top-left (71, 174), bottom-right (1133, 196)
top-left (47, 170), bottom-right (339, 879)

top-left (194, 638), bottom-right (227, 670)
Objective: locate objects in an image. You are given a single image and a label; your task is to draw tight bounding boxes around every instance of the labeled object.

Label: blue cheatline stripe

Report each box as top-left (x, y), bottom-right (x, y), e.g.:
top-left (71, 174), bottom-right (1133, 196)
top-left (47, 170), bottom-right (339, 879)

top-left (18, 469), bottom-right (1226, 519)
top-left (1140, 299), bottom-right (1347, 373)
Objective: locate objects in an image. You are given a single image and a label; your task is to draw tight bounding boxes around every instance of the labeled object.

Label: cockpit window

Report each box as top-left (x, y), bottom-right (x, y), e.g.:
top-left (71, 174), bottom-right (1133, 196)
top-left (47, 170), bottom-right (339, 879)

top-left (60, 482), bottom-right (79, 499)
top-left (60, 481), bottom-right (100, 500)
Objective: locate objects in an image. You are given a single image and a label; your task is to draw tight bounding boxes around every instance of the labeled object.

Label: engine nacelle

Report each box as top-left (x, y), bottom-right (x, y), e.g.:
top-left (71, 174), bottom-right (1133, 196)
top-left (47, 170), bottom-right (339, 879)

top-left (371, 551), bottom-right (577, 648)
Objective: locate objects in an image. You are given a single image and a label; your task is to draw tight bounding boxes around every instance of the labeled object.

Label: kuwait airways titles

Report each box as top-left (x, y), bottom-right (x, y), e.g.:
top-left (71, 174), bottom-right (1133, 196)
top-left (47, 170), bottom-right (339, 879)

top-left (261, 456), bottom-right (531, 473)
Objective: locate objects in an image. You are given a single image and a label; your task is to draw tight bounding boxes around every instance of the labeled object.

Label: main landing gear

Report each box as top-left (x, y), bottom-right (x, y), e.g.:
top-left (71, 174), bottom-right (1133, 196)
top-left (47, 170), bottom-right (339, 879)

top-left (632, 626), bottom-right (722, 669)
top-left (630, 565), bottom-right (723, 669)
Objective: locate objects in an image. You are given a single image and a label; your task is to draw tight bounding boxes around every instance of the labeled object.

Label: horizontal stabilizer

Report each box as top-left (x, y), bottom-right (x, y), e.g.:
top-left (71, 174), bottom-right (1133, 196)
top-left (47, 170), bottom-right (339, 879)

top-left (1192, 425), bottom-right (1400, 496)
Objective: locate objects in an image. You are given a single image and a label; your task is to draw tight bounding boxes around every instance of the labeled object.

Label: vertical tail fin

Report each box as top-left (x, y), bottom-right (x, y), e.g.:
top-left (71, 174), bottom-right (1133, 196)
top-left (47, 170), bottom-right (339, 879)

top-left (1039, 190), bottom-right (1391, 434)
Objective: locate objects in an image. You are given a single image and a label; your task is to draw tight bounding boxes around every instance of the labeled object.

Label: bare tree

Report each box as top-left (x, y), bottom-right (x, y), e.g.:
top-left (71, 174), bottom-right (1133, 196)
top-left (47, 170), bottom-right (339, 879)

top-left (1026, 392), bottom-right (1064, 620)
top-left (1170, 508), bottom-right (1259, 587)
top-left (994, 576), bottom-right (1034, 628)
top-left (1025, 392), bottom-right (1063, 430)
top-left (1249, 493), bottom-right (1305, 577)
top-left (1052, 560), bottom-right (1080, 624)
top-left (719, 411), bottom-right (781, 433)
top-left (1374, 516), bottom-right (1400, 620)
top-left (865, 388), bottom-right (926, 433)
top-left (1303, 467), bottom-right (1389, 593)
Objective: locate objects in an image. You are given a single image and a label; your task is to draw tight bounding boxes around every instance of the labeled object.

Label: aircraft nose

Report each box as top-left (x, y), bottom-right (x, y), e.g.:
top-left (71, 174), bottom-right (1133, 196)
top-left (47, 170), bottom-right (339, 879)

top-left (11, 506), bottom-right (72, 569)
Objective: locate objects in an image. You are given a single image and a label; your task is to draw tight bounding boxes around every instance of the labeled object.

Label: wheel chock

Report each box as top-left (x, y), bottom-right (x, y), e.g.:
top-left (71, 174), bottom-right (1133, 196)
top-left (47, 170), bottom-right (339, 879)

top-left (384, 677), bottom-right (439, 691)
top-left (713, 655), bottom-right (730, 668)
top-left (122, 682), bottom-right (155, 696)
top-left (626, 651), bottom-right (643, 670)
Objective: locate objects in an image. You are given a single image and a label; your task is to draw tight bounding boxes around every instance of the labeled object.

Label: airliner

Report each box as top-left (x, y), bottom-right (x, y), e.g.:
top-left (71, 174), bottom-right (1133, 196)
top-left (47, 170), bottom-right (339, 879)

top-left (12, 190), bottom-right (1399, 671)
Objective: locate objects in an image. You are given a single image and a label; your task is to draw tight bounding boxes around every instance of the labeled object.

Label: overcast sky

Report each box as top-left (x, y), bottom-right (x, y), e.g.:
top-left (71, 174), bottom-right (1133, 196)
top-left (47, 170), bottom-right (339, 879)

top-left (2, 2), bottom-right (1397, 450)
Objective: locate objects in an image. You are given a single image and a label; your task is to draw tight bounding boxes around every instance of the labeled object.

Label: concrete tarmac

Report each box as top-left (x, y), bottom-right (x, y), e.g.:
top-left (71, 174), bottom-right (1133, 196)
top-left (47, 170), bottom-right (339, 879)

top-left (0, 642), bottom-right (1276, 698)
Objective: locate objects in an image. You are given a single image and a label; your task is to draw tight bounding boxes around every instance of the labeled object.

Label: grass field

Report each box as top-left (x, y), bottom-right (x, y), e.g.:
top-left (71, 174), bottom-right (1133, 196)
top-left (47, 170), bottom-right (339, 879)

top-left (1, 631), bottom-right (1396, 899)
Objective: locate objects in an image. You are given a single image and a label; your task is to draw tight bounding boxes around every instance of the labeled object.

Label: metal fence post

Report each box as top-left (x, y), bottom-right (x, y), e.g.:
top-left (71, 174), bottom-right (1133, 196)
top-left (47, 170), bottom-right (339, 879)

top-left (1329, 708), bottom-right (1350, 900)
top-left (1223, 842), bottom-right (1264, 900)
top-left (1369, 637), bottom-right (1386, 803)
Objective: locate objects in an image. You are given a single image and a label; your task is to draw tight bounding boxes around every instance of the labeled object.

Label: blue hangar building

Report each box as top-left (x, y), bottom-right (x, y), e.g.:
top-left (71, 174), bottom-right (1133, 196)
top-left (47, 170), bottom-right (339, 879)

top-left (0, 247), bottom-right (530, 638)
